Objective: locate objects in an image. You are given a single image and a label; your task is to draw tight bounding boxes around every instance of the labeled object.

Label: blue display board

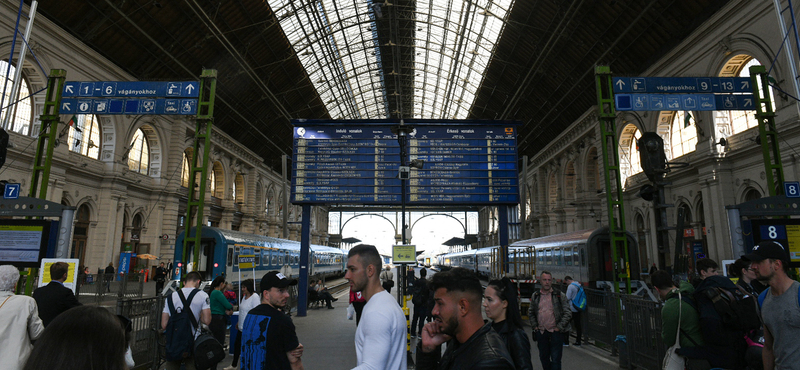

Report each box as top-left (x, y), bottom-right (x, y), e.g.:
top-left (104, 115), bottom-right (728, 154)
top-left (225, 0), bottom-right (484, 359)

top-left (614, 93), bottom-right (754, 111)
top-left (291, 122), bottom-right (520, 205)
top-left (612, 77), bottom-right (751, 94)
top-left (749, 219), bottom-right (800, 264)
top-left (60, 98), bottom-right (197, 115)
top-left (63, 81), bottom-right (200, 98)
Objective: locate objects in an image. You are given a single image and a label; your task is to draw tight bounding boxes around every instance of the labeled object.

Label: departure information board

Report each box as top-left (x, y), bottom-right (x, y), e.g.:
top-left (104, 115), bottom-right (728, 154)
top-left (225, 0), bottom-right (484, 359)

top-left (291, 121), bottom-right (519, 205)
top-left (749, 219), bottom-right (800, 264)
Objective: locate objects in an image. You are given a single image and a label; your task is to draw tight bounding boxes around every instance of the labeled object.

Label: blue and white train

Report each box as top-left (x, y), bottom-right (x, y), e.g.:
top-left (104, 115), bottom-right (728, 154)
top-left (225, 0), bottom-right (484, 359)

top-left (437, 227), bottom-right (642, 288)
top-left (173, 227), bottom-right (346, 282)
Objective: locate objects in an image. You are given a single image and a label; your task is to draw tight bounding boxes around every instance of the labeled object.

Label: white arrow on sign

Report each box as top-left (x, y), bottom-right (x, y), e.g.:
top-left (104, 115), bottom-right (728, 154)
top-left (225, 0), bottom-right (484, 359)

top-left (744, 98), bottom-right (753, 107)
top-left (741, 80), bottom-right (750, 90)
top-left (615, 79), bottom-right (625, 90)
top-left (65, 85), bottom-right (74, 94)
top-left (185, 84), bottom-right (195, 94)
top-left (62, 102), bottom-right (71, 111)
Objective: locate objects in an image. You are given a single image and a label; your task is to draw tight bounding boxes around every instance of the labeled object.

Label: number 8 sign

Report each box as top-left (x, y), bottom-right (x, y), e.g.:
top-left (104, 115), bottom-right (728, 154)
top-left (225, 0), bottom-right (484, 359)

top-left (785, 181), bottom-right (800, 198)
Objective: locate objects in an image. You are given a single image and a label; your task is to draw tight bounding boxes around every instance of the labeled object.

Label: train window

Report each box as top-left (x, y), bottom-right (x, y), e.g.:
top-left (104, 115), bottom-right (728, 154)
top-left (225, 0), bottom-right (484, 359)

top-left (227, 248), bottom-right (233, 267)
top-left (545, 249), bottom-right (552, 265)
top-left (537, 250), bottom-right (544, 265)
top-left (254, 251), bottom-right (261, 266)
top-left (271, 252), bottom-right (277, 266)
top-left (580, 248), bottom-right (586, 266)
top-left (278, 252), bottom-right (284, 266)
top-left (233, 249), bottom-right (239, 267)
top-left (574, 247), bottom-right (580, 266)
top-left (556, 248), bottom-right (563, 266)
top-left (564, 248), bottom-right (572, 266)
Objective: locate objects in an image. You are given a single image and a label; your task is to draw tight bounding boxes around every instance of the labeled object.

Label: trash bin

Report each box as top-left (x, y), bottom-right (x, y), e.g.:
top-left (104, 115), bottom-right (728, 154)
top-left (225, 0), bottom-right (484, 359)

top-left (615, 335), bottom-right (629, 369)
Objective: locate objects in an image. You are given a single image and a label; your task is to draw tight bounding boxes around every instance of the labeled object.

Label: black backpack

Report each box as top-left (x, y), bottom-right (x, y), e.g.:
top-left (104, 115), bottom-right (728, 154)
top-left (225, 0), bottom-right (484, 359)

top-left (165, 289), bottom-right (200, 361)
top-left (696, 284), bottom-right (760, 332)
top-left (412, 279), bottom-right (428, 306)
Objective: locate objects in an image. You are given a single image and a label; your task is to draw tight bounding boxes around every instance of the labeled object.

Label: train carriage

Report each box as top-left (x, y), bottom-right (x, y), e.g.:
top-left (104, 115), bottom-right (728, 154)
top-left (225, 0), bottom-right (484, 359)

top-left (174, 227), bottom-right (346, 282)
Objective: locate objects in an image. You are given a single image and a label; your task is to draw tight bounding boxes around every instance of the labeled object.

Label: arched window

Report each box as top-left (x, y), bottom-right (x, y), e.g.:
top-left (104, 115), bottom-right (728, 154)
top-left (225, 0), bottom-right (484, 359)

top-left (128, 128), bottom-right (150, 174)
top-left (0, 61), bottom-right (33, 135)
top-left (66, 115), bottom-right (101, 159)
top-left (233, 173), bottom-right (245, 204)
top-left (548, 172), bottom-right (558, 209)
top-left (669, 111), bottom-right (697, 158)
top-left (743, 187), bottom-right (762, 203)
top-left (212, 162), bottom-right (224, 198)
top-left (619, 124), bottom-right (642, 187)
top-left (718, 55), bottom-right (775, 134)
top-left (586, 147), bottom-right (601, 192)
top-left (180, 148), bottom-right (193, 188)
top-left (564, 161), bottom-right (576, 201)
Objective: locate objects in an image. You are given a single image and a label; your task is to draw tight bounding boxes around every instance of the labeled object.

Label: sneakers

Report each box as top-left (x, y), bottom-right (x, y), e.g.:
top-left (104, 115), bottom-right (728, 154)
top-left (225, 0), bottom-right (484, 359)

top-left (333, 297), bottom-right (339, 302)
top-left (223, 365), bottom-right (239, 370)
top-left (327, 306), bottom-right (335, 309)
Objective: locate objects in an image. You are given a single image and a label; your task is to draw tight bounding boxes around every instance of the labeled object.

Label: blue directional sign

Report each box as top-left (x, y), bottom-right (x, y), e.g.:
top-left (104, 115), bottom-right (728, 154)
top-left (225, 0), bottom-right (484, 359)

top-left (613, 77), bottom-right (752, 93)
top-left (785, 182), bottom-right (800, 198)
top-left (63, 81), bottom-right (200, 98)
top-left (3, 183), bottom-right (20, 199)
top-left (60, 98), bottom-right (197, 115)
top-left (615, 93), bottom-right (754, 111)
top-left (291, 122), bottom-right (520, 205)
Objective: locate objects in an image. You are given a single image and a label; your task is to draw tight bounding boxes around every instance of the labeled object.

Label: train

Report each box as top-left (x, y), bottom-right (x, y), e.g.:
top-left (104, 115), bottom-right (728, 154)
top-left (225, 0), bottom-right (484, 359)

top-left (436, 227), bottom-right (643, 289)
top-left (173, 227), bottom-right (347, 282)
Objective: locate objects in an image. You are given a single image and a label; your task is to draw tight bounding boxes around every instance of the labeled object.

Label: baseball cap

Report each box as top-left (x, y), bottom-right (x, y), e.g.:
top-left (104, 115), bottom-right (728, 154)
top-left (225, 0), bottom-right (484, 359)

top-left (260, 271), bottom-right (297, 291)
top-left (742, 240), bottom-right (789, 263)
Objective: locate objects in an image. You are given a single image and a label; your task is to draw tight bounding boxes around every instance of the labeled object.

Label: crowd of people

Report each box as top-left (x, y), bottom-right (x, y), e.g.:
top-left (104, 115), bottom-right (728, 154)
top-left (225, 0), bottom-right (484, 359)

top-left (4, 240), bottom-right (798, 370)
top-left (653, 240), bottom-right (799, 370)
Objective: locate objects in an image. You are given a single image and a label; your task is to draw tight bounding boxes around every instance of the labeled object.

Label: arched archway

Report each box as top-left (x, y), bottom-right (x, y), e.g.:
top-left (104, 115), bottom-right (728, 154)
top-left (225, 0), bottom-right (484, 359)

top-left (71, 204), bottom-right (91, 267)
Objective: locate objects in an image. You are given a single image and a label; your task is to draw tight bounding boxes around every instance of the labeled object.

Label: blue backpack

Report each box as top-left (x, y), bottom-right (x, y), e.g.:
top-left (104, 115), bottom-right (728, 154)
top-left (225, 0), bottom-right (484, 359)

top-left (570, 282), bottom-right (587, 311)
top-left (757, 286), bottom-right (800, 308)
top-left (165, 289), bottom-right (200, 361)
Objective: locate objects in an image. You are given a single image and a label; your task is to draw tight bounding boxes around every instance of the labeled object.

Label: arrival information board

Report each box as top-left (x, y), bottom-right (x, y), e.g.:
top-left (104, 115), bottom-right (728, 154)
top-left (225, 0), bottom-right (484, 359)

top-left (291, 122), bottom-right (519, 205)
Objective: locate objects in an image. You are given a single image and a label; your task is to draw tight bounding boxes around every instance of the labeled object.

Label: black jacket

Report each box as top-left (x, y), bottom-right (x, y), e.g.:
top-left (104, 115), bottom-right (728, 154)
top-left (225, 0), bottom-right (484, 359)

top-left (32, 281), bottom-right (82, 327)
top-left (491, 320), bottom-right (533, 370)
top-left (416, 322), bottom-right (515, 370)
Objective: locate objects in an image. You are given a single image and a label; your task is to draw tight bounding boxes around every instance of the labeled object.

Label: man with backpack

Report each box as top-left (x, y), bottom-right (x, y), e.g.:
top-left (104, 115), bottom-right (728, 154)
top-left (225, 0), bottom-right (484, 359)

top-left (162, 271), bottom-right (212, 370)
top-left (651, 271), bottom-right (709, 369)
top-left (745, 240), bottom-right (800, 370)
top-left (564, 276), bottom-right (585, 346)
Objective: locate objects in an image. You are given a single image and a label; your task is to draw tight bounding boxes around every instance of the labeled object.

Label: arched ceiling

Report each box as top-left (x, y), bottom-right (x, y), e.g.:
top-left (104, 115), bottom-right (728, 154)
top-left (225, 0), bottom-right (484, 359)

top-left (30, 0), bottom-right (728, 171)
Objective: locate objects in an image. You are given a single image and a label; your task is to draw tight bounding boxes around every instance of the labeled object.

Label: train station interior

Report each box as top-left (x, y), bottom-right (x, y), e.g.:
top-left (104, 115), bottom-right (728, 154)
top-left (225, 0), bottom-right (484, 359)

top-left (2, 1), bottom-right (800, 369)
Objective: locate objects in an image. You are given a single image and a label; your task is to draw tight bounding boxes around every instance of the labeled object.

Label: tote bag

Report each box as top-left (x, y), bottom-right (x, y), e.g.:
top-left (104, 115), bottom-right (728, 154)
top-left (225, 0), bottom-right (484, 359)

top-left (662, 291), bottom-right (685, 370)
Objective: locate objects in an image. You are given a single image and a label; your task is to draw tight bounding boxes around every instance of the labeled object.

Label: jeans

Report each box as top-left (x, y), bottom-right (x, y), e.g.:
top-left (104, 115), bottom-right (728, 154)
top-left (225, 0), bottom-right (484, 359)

top-left (572, 310), bottom-right (583, 345)
top-left (535, 330), bottom-right (564, 370)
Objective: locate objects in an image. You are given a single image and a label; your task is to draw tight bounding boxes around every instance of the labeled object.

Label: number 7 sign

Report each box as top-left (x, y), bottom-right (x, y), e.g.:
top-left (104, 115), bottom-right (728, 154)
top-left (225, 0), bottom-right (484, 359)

top-left (4, 183), bottom-right (20, 199)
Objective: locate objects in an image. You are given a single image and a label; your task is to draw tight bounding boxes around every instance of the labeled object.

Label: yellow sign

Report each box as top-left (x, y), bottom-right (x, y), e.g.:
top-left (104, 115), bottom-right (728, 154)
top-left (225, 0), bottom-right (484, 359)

top-left (38, 258), bottom-right (80, 293)
top-left (392, 245), bottom-right (416, 264)
top-left (239, 255), bottom-right (256, 269)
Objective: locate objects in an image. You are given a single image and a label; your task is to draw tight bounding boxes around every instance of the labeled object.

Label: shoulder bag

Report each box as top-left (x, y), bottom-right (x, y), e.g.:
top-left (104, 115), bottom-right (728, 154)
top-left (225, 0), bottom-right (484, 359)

top-left (662, 291), bottom-right (686, 370)
top-left (184, 293), bottom-right (225, 370)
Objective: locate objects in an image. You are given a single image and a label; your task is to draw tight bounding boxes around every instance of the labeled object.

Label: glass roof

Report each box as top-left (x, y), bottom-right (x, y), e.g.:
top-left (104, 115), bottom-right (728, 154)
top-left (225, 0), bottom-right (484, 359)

top-left (268, 0), bottom-right (514, 119)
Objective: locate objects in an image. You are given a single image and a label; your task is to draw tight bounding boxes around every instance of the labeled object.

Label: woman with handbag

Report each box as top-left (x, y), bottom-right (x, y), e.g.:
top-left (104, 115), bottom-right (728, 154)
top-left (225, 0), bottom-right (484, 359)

top-left (209, 276), bottom-right (233, 369)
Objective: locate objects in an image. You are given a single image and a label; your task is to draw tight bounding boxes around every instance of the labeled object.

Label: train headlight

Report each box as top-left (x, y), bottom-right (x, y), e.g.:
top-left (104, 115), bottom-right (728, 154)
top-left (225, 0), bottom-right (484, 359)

top-left (177, 262), bottom-right (182, 267)
top-left (214, 263), bottom-right (219, 268)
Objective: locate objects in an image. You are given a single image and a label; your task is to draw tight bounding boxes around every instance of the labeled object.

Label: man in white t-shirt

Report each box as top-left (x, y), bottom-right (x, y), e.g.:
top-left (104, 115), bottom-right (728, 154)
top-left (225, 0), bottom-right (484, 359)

top-left (345, 244), bottom-right (407, 370)
top-left (161, 271), bottom-right (211, 370)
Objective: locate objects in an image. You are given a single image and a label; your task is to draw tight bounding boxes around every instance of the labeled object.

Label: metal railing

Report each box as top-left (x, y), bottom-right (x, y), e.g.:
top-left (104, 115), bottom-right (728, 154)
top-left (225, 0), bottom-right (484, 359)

top-left (75, 273), bottom-right (145, 305)
top-left (620, 294), bottom-right (665, 370)
top-left (117, 295), bottom-right (165, 370)
top-left (584, 288), bottom-right (620, 350)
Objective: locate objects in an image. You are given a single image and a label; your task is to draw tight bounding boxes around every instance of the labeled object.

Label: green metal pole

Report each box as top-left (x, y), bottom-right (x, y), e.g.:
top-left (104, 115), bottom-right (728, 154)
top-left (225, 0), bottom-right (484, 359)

top-left (750, 65), bottom-right (784, 196)
top-left (182, 69), bottom-right (217, 279)
top-left (594, 66), bottom-right (631, 294)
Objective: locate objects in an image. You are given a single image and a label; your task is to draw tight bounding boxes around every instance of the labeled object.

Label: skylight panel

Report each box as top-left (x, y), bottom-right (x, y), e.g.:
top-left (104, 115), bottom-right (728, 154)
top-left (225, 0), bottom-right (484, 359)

top-left (414, 0), bottom-right (513, 119)
top-left (269, 0), bottom-right (385, 119)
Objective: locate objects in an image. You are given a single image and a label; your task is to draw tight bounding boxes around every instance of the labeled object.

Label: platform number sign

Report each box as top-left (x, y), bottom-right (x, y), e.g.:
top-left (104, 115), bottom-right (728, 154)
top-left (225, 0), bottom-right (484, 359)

top-left (785, 181), bottom-right (800, 198)
top-left (3, 183), bottom-right (20, 199)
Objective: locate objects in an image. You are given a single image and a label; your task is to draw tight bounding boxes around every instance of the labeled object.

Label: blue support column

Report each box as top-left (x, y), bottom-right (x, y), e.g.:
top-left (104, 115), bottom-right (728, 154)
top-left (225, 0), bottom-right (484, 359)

top-left (499, 205), bottom-right (509, 274)
top-left (298, 204), bottom-right (311, 317)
